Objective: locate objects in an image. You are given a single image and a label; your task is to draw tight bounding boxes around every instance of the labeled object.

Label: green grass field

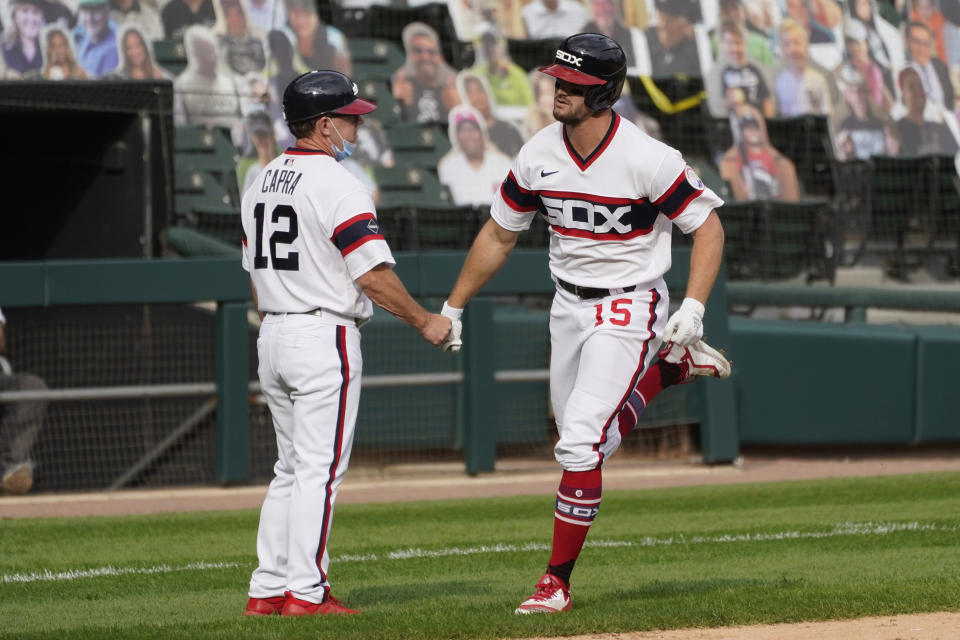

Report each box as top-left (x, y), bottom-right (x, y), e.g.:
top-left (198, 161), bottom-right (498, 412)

top-left (2, 472), bottom-right (959, 639)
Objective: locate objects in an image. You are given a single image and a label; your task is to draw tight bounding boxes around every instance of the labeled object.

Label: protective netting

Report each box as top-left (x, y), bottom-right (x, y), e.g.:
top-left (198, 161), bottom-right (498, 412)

top-left (0, 295), bottom-right (697, 492)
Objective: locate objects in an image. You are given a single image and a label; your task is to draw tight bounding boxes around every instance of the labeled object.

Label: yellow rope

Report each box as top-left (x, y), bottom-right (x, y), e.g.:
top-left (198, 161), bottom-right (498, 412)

top-left (637, 76), bottom-right (706, 114)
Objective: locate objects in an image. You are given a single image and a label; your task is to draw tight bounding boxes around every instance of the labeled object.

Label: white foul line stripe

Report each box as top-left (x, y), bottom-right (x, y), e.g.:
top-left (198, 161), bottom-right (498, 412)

top-left (1, 561), bottom-right (239, 584)
top-left (3, 522), bottom-right (955, 584)
top-left (334, 521), bottom-right (958, 562)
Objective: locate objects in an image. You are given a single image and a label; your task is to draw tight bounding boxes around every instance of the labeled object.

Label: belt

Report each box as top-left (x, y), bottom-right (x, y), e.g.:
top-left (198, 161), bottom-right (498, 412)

top-left (555, 277), bottom-right (637, 300)
top-left (268, 309), bottom-right (363, 327)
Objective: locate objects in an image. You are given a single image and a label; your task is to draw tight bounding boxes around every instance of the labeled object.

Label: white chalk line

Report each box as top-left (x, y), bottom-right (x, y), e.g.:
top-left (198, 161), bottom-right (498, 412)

top-left (1, 561), bottom-right (239, 584)
top-left (333, 521), bottom-right (960, 562)
top-left (3, 521), bottom-right (957, 585)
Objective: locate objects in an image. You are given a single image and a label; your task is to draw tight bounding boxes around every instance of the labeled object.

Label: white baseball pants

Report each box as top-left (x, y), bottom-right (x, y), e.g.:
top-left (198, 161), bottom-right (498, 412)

top-left (248, 312), bottom-right (362, 604)
top-left (550, 280), bottom-right (669, 471)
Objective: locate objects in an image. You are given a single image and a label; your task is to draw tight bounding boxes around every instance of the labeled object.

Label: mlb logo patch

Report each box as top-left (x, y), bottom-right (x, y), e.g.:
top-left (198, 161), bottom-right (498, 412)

top-left (284, 158), bottom-right (295, 166)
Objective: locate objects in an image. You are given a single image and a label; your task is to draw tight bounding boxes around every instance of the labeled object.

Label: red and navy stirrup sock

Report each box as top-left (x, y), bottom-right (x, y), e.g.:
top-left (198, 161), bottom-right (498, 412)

top-left (616, 359), bottom-right (687, 438)
top-left (546, 469), bottom-right (602, 587)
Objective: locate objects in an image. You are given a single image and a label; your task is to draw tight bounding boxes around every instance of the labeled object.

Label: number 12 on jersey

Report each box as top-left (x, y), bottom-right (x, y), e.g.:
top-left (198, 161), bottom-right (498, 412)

top-left (253, 203), bottom-right (300, 271)
top-left (594, 298), bottom-right (632, 326)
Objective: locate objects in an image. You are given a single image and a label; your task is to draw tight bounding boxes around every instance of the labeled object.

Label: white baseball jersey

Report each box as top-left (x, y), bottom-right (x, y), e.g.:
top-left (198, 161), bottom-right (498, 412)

top-left (491, 113), bottom-right (723, 288)
top-left (240, 147), bottom-right (394, 320)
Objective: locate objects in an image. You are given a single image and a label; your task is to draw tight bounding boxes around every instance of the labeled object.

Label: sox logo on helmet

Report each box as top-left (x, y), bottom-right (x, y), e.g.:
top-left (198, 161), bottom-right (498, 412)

top-left (539, 32), bottom-right (627, 111)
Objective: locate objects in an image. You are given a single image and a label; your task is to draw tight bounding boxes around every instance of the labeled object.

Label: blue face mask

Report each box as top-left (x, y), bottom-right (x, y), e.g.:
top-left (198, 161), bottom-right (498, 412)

top-left (329, 120), bottom-right (356, 161)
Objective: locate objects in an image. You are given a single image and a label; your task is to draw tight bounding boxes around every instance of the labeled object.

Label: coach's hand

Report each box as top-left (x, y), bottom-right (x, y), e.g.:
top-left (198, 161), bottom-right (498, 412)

top-left (663, 297), bottom-right (704, 346)
top-left (421, 314), bottom-right (453, 346)
top-left (440, 301), bottom-right (463, 353)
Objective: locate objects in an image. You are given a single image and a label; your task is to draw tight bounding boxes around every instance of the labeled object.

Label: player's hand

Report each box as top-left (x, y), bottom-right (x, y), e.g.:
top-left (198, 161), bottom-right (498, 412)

top-left (662, 297), bottom-right (704, 347)
top-left (0, 324), bottom-right (6, 355)
top-left (440, 301), bottom-right (463, 353)
top-left (421, 314), bottom-right (452, 346)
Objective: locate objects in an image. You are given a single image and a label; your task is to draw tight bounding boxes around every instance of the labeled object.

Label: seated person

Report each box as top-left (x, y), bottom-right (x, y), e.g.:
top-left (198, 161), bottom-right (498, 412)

top-left (834, 65), bottom-right (898, 160)
top-left (3, 0), bottom-right (46, 77)
top-left (162, 0), bottom-right (216, 39)
top-left (774, 18), bottom-right (834, 116)
top-left (41, 25), bottom-right (87, 79)
top-left (109, 0), bottom-right (163, 42)
top-left (216, 0), bottom-right (265, 75)
top-left (583, 0), bottom-right (638, 68)
top-left (710, 0), bottom-right (774, 67)
top-left (642, 0), bottom-right (703, 76)
top-left (707, 19), bottom-right (775, 118)
top-left (392, 22), bottom-right (460, 124)
top-left (174, 25), bottom-right (242, 129)
top-left (896, 66), bottom-right (960, 156)
top-left (285, 0), bottom-right (350, 75)
top-left (73, 0), bottom-right (119, 78)
top-left (438, 105), bottom-right (513, 206)
top-left (523, 67), bottom-right (557, 138)
top-left (457, 69), bottom-right (524, 157)
top-left (470, 22), bottom-right (534, 107)
top-left (719, 103), bottom-right (801, 201)
top-left (521, 0), bottom-right (589, 39)
top-left (113, 25), bottom-right (170, 79)
top-left (237, 109), bottom-right (277, 195)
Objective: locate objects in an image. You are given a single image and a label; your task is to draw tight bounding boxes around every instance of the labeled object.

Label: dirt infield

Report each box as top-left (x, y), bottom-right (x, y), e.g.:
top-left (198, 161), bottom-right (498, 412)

top-left (525, 612), bottom-right (960, 640)
top-left (3, 447), bottom-right (960, 639)
top-left (3, 446), bottom-right (960, 519)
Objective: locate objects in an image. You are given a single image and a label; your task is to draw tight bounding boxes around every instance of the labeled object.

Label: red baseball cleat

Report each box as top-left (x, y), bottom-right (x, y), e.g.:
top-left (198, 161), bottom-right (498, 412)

top-left (658, 339), bottom-right (732, 380)
top-left (281, 591), bottom-right (360, 616)
top-left (514, 573), bottom-right (572, 614)
top-left (243, 595), bottom-right (285, 616)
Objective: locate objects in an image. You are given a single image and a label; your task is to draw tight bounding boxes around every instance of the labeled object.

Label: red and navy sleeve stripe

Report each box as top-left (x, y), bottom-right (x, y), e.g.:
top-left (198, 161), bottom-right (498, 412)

top-left (654, 171), bottom-right (703, 219)
top-left (500, 171), bottom-right (540, 212)
top-left (331, 213), bottom-right (384, 257)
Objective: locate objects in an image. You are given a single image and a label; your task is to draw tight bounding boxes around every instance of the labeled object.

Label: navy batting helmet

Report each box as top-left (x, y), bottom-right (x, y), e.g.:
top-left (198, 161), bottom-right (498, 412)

top-left (282, 70), bottom-right (377, 124)
top-left (538, 33), bottom-right (626, 111)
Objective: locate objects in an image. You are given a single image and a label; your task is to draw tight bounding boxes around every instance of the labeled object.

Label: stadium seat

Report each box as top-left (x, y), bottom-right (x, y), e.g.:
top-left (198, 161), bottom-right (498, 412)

top-left (329, 6), bottom-right (371, 39)
top-left (761, 198), bottom-right (834, 282)
top-left (627, 75), bottom-right (710, 159)
top-left (931, 155), bottom-right (960, 276)
top-left (869, 155), bottom-right (937, 278)
top-left (765, 115), bottom-right (835, 197)
top-left (374, 165), bottom-right (451, 208)
top-left (173, 169), bottom-right (235, 222)
top-left (719, 200), bottom-right (765, 281)
top-left (383, 122), bottom-right (451, 167)
top-left (357, 79), bottom-right (404, 126)
top-left (830, 159), bottom-right (872, 268)
top-left (374, 205), bottom-right (413, 251)
top-left (349, 38), bottom-right (405, 81)
top-left (174, 125), bottom-right (240, 204)
top-left (409, 204), bottom-right (480, 250)
top-left (193, 205), bottom-right (242, 245)
top-left (152, 38), bottom-right (187, 76)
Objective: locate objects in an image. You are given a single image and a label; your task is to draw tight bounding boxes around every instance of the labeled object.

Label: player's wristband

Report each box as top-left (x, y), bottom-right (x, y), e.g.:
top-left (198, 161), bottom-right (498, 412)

top-left (441, 301), bottom-right (463, 320)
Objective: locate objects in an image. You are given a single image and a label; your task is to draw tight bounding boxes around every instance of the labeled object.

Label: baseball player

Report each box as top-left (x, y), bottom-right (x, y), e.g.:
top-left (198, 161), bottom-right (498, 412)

top-left (439, 33), bottom-right (731, 614)
top-left (240, 70), bottom-right (453, 617)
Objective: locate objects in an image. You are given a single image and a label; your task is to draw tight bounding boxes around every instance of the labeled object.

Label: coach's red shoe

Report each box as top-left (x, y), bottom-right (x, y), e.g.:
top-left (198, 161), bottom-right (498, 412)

top-left (281, 591), bottom-right (360, 616)
top-left (243, 595), bottom-right (285, 616)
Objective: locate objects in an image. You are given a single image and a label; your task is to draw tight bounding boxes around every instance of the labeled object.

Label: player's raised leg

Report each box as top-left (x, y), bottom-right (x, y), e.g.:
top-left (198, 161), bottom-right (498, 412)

top-left (616, 339), bottom-right (731, 437)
